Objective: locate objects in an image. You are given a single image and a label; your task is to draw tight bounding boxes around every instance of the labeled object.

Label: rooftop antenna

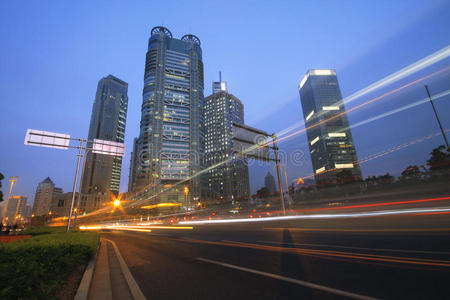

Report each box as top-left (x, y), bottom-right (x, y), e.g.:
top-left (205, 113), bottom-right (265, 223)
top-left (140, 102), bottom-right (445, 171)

top-left (219, 71), bottom-right (222, 82)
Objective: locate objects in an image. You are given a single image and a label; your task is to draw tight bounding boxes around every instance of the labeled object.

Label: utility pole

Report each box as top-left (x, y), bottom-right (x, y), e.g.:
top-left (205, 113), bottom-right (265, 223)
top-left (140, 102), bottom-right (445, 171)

top-left (426, 85), bottom-right (449, 151)
top-left (271, 134), bottom-right (286, 215)
top-left (67, 139), bottom-right (84, 232)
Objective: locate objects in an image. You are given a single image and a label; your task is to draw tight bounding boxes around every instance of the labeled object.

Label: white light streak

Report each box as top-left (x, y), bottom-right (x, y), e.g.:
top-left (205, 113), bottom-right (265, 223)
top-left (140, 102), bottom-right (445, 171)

top-left (180, 207), bottom-right (450, 225)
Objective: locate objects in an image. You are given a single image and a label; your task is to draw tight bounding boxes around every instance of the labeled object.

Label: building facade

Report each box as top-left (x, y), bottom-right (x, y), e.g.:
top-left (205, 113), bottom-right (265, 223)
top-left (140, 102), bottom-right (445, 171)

top-left (2, 196), bottom-right (27, 225)
top-left (264, 171), bottom-right (277, 194)
top-left (132, 26), bottom-right (204, 201)
top-left (204, 80), bottom-right (250, 202)
top-left (80, 75), bottom-right (128, 211)
top-left (31, 177), bottom-right (61, 217)
top-left (298, 69), bottom-right (362, 186)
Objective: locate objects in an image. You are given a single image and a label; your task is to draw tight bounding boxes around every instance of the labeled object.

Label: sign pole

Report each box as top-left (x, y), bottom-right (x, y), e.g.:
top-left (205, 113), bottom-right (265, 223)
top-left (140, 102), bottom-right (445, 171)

top-left (73, 149), bottom-right (90, 228)
top-left (272, 135), bottom-right (286, 215)
top-left (67, 139), bottom-right (84, 232)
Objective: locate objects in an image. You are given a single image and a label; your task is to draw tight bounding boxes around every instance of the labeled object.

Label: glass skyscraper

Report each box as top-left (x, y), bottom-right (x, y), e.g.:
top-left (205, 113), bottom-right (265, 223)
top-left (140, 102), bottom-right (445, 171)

top-left (133, 26), bottom-right (204, 200)
top-left (80, 75), bottom-right (128, 211)
top-left (299, 69), bottom-right (362, 186)
top-left (204, 79), bottom-right (250, 202)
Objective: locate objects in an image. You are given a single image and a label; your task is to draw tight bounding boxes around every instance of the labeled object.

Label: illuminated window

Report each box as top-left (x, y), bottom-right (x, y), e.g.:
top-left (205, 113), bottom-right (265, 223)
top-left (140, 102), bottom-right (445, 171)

top-left (315, 166), bottom-right (325, 174)
top-left (328, 132), bottom-right (346, 137)
top-left (335, 163), bottom-right (354, 169)
top-left (323, 106), bottom-right (340, 111)
top-left (310, 136), bottom-right (319, 145)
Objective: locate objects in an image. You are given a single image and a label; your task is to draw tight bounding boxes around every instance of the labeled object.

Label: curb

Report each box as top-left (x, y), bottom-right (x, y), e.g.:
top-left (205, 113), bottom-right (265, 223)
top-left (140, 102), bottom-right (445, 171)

top-left (103, 238), bottom-right (146, 300)
top-left (74, 238), bottom-right (101, 300)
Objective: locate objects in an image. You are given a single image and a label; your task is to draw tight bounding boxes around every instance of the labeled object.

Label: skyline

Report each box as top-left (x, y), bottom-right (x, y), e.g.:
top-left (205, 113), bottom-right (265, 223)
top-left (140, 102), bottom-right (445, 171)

top-left (1, 1), bottom-right (450, 203)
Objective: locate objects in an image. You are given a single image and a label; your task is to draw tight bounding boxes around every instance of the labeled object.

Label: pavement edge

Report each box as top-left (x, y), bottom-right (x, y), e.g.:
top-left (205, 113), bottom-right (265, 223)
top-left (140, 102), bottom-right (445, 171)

top-left (74, 238), bottom-right (101, 300)
top-left (104, 238), bottom-right (147, 300)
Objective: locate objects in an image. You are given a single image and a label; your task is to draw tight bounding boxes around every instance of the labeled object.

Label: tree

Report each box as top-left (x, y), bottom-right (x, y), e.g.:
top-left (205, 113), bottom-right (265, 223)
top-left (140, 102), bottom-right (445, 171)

top-left (0, 172), bottom-right (4, 202)
top-left (399, 165), bottom-right (422, 181)
top-left (427, 145), bottom-right (450, 174)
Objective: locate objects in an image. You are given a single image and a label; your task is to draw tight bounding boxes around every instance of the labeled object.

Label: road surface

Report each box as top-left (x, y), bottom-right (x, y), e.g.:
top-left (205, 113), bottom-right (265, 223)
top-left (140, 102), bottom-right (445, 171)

top-left (99, 213), bottom-right (450, 299)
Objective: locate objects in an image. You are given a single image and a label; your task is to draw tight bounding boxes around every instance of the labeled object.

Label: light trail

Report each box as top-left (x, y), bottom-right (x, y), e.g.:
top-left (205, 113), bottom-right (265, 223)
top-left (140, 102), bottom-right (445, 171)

top-left (297, 130), bottom-right (447, 182)
top-left (275, 67), bottom-right (450, 145)
top-left (336, 89), bottom-right (450, 133)
top-left (276, 45), bottom-right (450, 138)
top-left (179, 206), bottom-right (450, 225)
top-left (79, 49), bottom-right (450, 219)
top-left (168, 237), bottom-right (450, 268)
top-left (79, 224), bottom-right (193, 231)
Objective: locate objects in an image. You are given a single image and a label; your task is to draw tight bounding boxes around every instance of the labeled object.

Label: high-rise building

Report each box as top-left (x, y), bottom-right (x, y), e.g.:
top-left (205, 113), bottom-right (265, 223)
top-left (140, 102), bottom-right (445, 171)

top-left (32, 177), bottom-right (61, 217)
top-left (133, 26), bottom-right (204, 201)
top-left (204, 78), bottom-right (250, 202)
top-left (264, 171), bottom-right (277, 194)
top-left (128, 138), bottom-right (139, 193)
top-left (80, 75), bottom-right (128, 211)
top-left (298, 69), bottom-right (362, 186)
top-left (2, 196), bottom-right (27, 224)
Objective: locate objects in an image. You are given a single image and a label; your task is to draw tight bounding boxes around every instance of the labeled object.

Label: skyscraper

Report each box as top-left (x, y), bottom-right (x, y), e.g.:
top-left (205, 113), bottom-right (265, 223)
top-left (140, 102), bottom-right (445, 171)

top-left (80, 75), bottom-right (128, 211)
top-left (133, 26), bottom-right (204, 201)
top-left (204, 78), bottom-right (250, 202)
top-left (32, 177), bottom-right (61, 216)
top-left (264, 171), bottom-right (277, 194)
top-left (298, 69), bottom-right (362, 186)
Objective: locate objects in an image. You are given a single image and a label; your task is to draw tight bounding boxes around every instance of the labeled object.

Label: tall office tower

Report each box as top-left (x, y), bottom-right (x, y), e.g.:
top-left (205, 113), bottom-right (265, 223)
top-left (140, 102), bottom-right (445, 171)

top-left (299, 69), bottom-right (362, 186)
top-left (134, 26), bottom-right (204, 200)
top-left (264, 171), bottom-right (277, 194)
top-left (2, 196), bottom-right (27, 224)
top-left (127, 138), bottom-right (139, 193)
top-left (32, 177), bottom-right (61, 216)
top-left (204, 79), bottom-right (250, 202)
top-left (81, 75), bottom-right (128, 211)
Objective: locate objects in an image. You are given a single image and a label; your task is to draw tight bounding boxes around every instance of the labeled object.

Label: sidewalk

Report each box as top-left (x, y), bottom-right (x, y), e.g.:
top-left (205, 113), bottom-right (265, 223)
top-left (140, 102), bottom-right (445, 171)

top-left (75, 238), bottom-right (146, 300)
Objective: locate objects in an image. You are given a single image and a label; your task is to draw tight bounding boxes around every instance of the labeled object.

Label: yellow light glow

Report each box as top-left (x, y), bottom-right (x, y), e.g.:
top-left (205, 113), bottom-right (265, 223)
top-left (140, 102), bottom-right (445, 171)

top-left (141, 202), bottom-right (182, 209)
top-left (297, 177), bottom-right (304, 184)
top-left (114, 199), bottom-right (121, 207)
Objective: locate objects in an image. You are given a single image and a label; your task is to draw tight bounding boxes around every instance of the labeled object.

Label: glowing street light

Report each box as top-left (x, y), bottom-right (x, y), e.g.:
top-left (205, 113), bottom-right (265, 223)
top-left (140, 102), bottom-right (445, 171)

top-left (184, 186), bottom-right (189, 212)
top-left (114, 199), bottom-right (121, 207)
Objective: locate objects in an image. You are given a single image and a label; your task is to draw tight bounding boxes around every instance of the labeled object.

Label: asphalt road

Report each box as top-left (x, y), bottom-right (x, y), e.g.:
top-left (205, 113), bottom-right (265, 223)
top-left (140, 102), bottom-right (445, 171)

top-left (100, 214), bottom-right (450, 300)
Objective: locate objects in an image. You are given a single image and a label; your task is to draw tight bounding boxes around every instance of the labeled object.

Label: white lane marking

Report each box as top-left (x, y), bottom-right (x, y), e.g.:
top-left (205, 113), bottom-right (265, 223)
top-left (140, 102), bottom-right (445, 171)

top-left (256, 241), bottom-right (450, 256)
top-left (196, 257), bottom-right (377, 300)
top-left (179, 207), bottom-right (450, 225)
top-left (103, 238), bottom-right (147, 300)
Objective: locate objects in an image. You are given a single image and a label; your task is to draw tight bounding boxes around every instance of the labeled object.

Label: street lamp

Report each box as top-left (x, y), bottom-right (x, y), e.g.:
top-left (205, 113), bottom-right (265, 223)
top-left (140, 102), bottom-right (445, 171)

top-left (184, 186), bottom-right (189, 212)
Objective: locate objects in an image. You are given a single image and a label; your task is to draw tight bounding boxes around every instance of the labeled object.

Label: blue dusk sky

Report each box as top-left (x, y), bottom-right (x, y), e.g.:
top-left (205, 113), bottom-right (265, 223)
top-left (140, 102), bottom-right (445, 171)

top-left (1, 0), bottom-right (449, 202)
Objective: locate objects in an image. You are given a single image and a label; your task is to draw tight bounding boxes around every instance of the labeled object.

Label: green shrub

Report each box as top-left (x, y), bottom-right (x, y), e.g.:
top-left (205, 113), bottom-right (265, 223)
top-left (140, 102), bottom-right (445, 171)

top-left (0, 231), bottom-right (99, 299)
top-left (17, 226), bottom-right (67, 236)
